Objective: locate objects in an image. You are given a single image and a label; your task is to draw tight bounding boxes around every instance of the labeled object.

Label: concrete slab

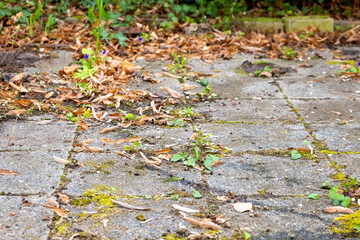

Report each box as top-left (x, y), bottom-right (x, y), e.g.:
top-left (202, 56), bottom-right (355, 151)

top-left (0, 151), bottom-right (66, 194)
top-left (0, 120), bottom-right (76, 152)
top-left (312, 124), bottom-right (360, 152)
top-left (328, 154), bottom-right (360, 178)
top-left (193, 99), bottom-right (298, 122)
top-left (207, 155), bottom-right (332, 195)
top-left (195, 122), bottom-right (311, 152)
top-left (278, 77), bottom-right (360, 99)
top-left (290, 99), bottom-right (360, 124)
top-left (0, 196), bottom-right (52, 240)
top-left (65, 152), bottom-right (202, 196)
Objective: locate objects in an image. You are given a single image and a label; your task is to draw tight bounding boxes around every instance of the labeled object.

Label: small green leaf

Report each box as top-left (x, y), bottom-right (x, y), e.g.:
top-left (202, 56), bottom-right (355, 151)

top-left (303, 140), bottom-right (311, 146)
top-left (171, 195), bottom-right (179, 200)
top-left (199, 79), bottom-right (209, 86)
top-left (321, 181), bottom-right (331, 189)
top-left (306, 193), bottom-right (319, 200)
top-left (204, 155), bottom-right (219, 170)
top-left (66, 112), bottom-right (73, 119)
top-left (112, 32), bottom-right (128, 46)
top-left (354, 224), bottom-right (360, 231)
top-left (82, 48), bottom-right (93, 55)
top-left (244, 231), bottom-right (251, 240)
top-left (171, 153), bottom-right (187, 162)
top-left (341, 197), bottom-right (350, 207)
top-left (291, 150), bottom-right (302, 160)
top-left (145, 195), bottom-right (152, 199)
top-left (192, 188), bottom-right (202, 199)
top-left (184, 157), bottom-right (197, 167)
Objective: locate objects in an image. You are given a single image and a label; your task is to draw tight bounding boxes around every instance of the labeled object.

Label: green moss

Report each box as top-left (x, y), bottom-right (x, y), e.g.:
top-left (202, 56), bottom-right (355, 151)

top-left (71, 185), bottom-right (118, 207)
top-left (327, 60), bottom-right (357, 65)
top-left (330, 210), bottom-right (360, 236)
top-left (163, 233), bottom-right (186, 240)
top-left (238, 17), bottom-right (283, 22)
top-left (136, 214), bottom-right (146, 221)
top-left (234, 69), bottom-right (248, 75)
top-left (254, 60), bottom-right (273, 65)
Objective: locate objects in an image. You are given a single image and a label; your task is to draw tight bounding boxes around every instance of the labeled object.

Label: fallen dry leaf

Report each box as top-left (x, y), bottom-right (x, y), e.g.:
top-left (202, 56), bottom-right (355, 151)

top-left (151, 148), bottom-right (171, 154)
top-left (76, 145), bottom-right (103, 152)
top-left (160, 86), bottom-right (186, 104)
top-left (0, 169), bottom-right (20, 175)
top-left (100, 126), bottom-right (119, 134)
top-left (78, 122), bottom-right (88, 131)
top-left (36, 119), bottom-right (54, 125)
top-left (6, 109), bottom-right (26, 116)
top-left (111, 199), bottom-right (151, 211)
top-left (100, 136), bottom-right (142, 144)
top-left (46, 197), bottom-right (59, 208)
top-left (172, 204), bottom-right (199, 213)
top-left (53, 156), bottom-right (71, 164)
top-left (181, 83), bottom-right (197, 90)
top-left (57, 192), bottom-right (71, 204)
top-left (324, 206), bottom-right (354, 214)
top-left (44, 205), bottom-right (69, 218)
top-left (183, 217), bottom-right (222, 230)
top-left (233, 202), bottom-right (252, 212)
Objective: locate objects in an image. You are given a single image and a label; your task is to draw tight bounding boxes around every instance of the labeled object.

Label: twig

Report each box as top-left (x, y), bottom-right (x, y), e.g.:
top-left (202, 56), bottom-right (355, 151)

top-left (340, 24), bottom-right (360, 36)
top-left (20, 43), bottom-right (74, 49)
top-left (6, 117), bottom-right (18, 150)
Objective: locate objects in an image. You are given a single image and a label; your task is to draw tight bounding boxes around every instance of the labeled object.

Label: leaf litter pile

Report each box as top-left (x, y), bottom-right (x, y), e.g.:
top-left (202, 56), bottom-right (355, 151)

top-left (1, 2), bottom-right (360, 238)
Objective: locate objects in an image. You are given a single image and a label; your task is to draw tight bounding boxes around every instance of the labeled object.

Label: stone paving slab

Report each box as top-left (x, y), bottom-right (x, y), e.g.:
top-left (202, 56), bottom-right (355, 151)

top-left (0, 151), bottom-right (66, 194)
top-left (0, 196), bottom-right (52, 240)
top-left (193, 99), bottom-right (298, 122)
top-left (195, 122), bottom-right (311, 152)
top-left (222, 197), bottom-right (339, 240)
top-left (0, 120), bottom-right (76, 152)
top-left (328, 154), bottom-right (360, 177)
top-left (278, 77), bottom-right (359, 100)
top-left (290, 99), bottom-right (360, 124)
top-left (311, 124), bottom-right (360, 152)
top-left (65, 152), bottom-right (202, 196)
top-left (207, 155), bottom-right (333, 196)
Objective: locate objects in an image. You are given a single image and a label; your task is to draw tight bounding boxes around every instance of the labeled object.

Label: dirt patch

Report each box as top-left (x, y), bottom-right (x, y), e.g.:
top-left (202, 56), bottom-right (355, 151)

top-left (0, 50), bottom-right (42, 75)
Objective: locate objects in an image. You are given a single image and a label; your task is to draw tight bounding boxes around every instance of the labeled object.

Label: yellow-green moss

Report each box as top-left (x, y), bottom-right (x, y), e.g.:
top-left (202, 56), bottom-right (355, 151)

top-left (71, 185), bottom-right (118, 207)
top-left (330, 210), bottom-right (360, 236)
top-left (136, 214), bottom-right (146, 221)
top-left (163, 233), bottom-right (186, 240)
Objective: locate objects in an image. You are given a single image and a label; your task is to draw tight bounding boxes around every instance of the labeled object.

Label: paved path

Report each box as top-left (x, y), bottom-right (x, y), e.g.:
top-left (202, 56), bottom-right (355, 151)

top-left (1, 51), bottom-right (359, 239)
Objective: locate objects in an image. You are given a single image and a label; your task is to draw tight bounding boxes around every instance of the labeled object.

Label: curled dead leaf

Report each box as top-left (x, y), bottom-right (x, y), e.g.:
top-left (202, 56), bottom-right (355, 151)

top-left (160, 86), bottom-right (186, 104)
top-left (53, 156), bottom-right (71, 165)
top-left (172, 204), bottom-right (199, 213)
top-left (183, 217), bottom-right (222, 230)
top-left (111, 199), bottom-right (151, 211)
top-left (324, 206), bottom-right (354, 214)
top-left (100, 126), bottom-right (118, 134)
top-left (78, 122), bottom-right (88, 131)
top-left (0, 169), bottom-right (20, 175)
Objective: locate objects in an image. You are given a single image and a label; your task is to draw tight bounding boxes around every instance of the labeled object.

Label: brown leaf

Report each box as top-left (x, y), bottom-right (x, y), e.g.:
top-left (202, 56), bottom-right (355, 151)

top-left (183, 217), bottom-right (222, 230)
top-left (111, 199), bottom-right (151, 211)
top-left (189, 132), bottom-right (198, 141)
top-left (100, 136), bottom-right (142, 144)
top-left (63, 65), bottom-right (80, 74)
top-left (44, 205), bottom-right (69, 218)
top-left (181, 83), bottom-right (197, 90)
top-left (152, 148), bottom-right (171, 155)
top-left (46, 197), bottom-right (59, 208)
top-left (324, 206), bottom-right (354, 214)
top-left (160, 86), bottom-right (186, 104)
top-left (0, 169), bottom-right (20, 175)
top-left (78, 122), bottom-right (88, 131)
top-left (233, 202), bottom-right (252, 212)
top-left (6, 109), bottom-right (26, 116)
top-left (53, 156), bottom-right (71, 165)
top-left (57, 192), bottom-right (71, 204)
top-left (10, 72), bottom-right (25, 82)
top-left (100, 126), bottom-right (119, 134)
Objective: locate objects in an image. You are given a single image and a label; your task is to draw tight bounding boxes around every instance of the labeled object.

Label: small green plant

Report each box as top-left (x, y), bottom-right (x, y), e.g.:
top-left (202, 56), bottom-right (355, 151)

top-left (181, 107), bottom-right (195, 118)
top-left (45, 14), bottom-right (56, 35)
top-left (168, 118), bottom-right (184, 127)
top-left (139, 32), bottom-right (151, 42)
top-left (28, 4), bottom-right (43, 37)
top-left (124, 140), bottom-right (142, 153)
top-left (238, 31), bottom-right (245, 38)
top-left (66, 112), bottom-right (79, 122)
top-left (167, 52), bottom-right (190, 82)
top-left (87, 0), bottom-right (107, 63)
top-left (160, 20), bottom-right (174, 31)
top-left (254, 66), bottom-right (273, 77)
top-left (291, 140), bottom-right (314, 160)
top-left (192, 188), bottom-right (202, 199)
top-left (196, 79), bottom-right (217, 99)
top-left (328, 186), bottom-right (351, 207)
top-left (282, 47), bottom-right (298, 58)
top-left (76, 82), bottom-right (96, 96)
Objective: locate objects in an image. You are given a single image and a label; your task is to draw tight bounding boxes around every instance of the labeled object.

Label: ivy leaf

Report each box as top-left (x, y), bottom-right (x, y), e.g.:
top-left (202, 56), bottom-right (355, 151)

top-left (341, 197), bottom-right (350, 207)
top-left (171, 153), bottom-right (187, 162)
top-left (184, 157), bottom-right (197, 167)
top-left (306, 193), bottom-right (319, 200)
top-left (192, 188), bottom-right (202, 199)
top-left (204, 155), bottom-right (219, 170)
top-left (291, 150), bottom-right (302, 160)
top-left (199, 79), bottom-right (209, 86)
top-left (321, 181), bottom-right (331, 189)
top-left (111, 32), bottom-right (128, 47)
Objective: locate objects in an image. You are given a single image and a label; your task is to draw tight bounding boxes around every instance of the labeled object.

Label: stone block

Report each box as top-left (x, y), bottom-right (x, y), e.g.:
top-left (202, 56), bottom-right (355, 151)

top-left (284, 16), bottom-right (333, 32)
top-left (234, 17), bottom-right (284, 33)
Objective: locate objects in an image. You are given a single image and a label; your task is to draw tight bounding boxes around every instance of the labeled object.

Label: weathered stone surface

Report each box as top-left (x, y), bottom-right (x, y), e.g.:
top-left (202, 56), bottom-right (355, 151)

top-left (0, 196), bottom-right (52, 240)
top-left (311, 124), bottom-right (360, 152)
top-left (284, 16), bottom-right (333, 32)
top-left (328, 154), bottom-right (360, 177)
top-left (0, 120), bottom-right (76, 152)
top-left (195, 122), bottom-right (310, 152)
top-left (193, 99), bottom-right (298, 122)
top-left (234, 17), bottom-right (284, 33)
top-left (65, 152), bottom-right (202, 196)
top-left (0, 151), bottom-right (66, 194)
top-left (207, 155), bottom-right (332, 195)
top-left (290, 99), bottom-right (360, 124)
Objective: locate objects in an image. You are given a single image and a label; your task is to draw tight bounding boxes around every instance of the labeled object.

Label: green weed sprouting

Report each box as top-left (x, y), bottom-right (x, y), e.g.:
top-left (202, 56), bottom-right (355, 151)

top-left (28, 4), bottom-right (43, 37)
top-left (282, 46), bottom-right (298, 58)
top-left (45, 14), bottom-right (57, 35)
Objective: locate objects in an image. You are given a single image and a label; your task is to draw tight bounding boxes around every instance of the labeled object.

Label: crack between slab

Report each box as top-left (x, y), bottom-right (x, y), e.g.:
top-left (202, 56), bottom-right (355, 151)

top-left (0, 192), bottom-right (45, 197)
top-left (46, 125), bottom-right (79, 240)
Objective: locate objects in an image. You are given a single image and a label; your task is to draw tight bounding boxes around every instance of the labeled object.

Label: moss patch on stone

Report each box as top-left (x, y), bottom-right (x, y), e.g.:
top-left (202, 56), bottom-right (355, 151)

top-left (330, 210), bottom-right (360, 237)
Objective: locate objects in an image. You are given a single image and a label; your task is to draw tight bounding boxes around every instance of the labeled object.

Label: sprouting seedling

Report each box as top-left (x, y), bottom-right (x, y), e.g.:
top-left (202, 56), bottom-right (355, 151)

top-left (304, 140), bottom-right (313, 155)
